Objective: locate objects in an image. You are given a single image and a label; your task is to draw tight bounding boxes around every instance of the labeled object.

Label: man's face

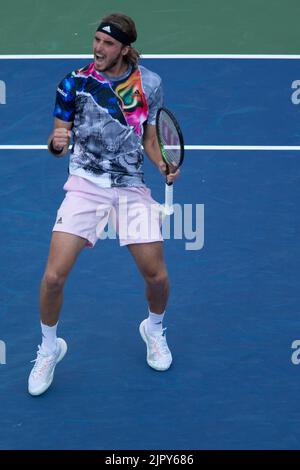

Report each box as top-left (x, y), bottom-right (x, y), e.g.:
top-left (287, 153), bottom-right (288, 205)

top-left (93, 32), bottom-right (127, 75)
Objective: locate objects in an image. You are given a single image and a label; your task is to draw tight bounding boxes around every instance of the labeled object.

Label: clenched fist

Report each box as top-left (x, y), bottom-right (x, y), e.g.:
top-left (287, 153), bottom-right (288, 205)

top-left (52, 128), bottom-right (72, 152)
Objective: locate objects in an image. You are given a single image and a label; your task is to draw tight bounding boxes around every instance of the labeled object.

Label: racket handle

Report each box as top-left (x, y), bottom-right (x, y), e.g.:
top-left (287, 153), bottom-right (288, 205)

top-left (164, 183), bottom-right (174, 215)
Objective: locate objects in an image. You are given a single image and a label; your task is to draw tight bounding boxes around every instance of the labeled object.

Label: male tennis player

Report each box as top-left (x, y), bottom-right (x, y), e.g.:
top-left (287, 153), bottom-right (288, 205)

top-left (28, 13), bottom-right (180, 395)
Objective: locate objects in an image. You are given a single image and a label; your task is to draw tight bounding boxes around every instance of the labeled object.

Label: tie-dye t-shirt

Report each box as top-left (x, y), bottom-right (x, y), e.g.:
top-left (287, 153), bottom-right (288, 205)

top-left (53, 63), bottom-right (163, 188)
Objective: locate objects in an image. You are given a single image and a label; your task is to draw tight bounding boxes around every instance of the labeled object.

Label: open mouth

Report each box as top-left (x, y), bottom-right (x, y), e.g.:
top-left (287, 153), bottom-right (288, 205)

top-left (95, 54), bottom-right (105, 63)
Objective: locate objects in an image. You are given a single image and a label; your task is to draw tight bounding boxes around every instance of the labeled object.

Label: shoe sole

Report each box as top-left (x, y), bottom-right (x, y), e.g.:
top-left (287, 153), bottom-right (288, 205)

top-left (28, 338), bottom-right (68, 396)
top-left (139, 320), bottom-right (172, 372)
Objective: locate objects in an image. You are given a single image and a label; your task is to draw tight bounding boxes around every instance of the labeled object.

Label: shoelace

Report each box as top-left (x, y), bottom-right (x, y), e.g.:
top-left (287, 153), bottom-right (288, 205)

top-left (30, 346), bottom-right (55, 378)
top-left (149, 328), bottom-right (170, 355)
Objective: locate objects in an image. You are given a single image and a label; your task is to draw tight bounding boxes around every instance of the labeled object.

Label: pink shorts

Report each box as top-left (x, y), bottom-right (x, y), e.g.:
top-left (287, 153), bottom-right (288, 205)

top-left (53, 176), bottom-right (163, 247)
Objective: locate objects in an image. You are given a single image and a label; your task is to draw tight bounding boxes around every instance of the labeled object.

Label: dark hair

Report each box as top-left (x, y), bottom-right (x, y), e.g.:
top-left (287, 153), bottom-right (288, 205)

top-left (100, 12), bottom-right (140, 68)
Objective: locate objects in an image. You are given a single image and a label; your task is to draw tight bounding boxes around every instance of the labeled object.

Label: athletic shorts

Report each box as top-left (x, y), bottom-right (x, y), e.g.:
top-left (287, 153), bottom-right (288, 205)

top-left (52, 175), bottom-right (163, 248)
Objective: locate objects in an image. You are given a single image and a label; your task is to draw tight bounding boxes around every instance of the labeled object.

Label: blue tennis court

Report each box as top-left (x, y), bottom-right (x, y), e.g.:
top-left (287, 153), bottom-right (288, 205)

top-left (0, 56), bottom-right (300, 450)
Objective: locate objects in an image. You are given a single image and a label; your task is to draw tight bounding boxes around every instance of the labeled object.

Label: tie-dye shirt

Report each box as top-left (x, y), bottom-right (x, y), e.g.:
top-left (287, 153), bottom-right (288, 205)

top-left (53, 63), bottom-right (163, 188)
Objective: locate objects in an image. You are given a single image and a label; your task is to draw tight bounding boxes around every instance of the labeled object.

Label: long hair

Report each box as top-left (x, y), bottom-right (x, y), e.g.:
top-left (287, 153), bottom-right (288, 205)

top-left (100, 13), bottom-right (140, 69)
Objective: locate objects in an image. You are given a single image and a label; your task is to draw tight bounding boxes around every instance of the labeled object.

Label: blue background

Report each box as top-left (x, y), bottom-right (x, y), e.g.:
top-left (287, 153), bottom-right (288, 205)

top-left (0, 58), bottom-right (299, 145)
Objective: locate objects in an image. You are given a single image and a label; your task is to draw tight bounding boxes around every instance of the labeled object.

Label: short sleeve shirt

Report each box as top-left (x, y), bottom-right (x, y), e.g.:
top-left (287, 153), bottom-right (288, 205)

top-left (54, 63), bottom-right (163, 188)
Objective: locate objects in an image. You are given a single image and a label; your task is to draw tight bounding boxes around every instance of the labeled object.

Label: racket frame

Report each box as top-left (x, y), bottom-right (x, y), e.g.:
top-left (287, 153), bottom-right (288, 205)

top-left (156, 107), bottom-right (185, 215)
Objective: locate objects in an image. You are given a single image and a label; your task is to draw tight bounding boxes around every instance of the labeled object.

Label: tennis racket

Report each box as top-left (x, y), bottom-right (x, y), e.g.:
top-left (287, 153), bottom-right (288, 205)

top-left (156, 107), bottom-right (184, 215)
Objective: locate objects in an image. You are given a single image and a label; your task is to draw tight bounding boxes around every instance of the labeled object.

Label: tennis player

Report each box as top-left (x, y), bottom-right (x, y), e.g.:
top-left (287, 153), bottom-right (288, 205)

top-left (28, 12), bottom-right (180, 396)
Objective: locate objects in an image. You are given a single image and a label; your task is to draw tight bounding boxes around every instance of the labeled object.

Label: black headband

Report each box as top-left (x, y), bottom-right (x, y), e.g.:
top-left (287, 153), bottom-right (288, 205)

top-left (97, 22), bottom-right (133, 46)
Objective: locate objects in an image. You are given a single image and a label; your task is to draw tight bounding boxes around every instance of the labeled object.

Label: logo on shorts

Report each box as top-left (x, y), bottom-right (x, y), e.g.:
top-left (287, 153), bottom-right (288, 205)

top-left (56, 217), bottom-right (63, 224)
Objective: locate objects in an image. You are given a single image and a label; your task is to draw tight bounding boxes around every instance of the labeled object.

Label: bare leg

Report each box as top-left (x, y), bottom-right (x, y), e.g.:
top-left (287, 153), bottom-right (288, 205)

top-left (127, 241), bottom-right (169, 313)
top-left (40, 232), bottom-right (87, 326)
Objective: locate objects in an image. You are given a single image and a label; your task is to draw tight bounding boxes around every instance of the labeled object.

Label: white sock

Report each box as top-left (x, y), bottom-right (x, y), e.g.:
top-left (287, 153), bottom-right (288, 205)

top-left (41, 322), bottom-right (58, 354)
top-left (146, 310), bottom-right (165, 335)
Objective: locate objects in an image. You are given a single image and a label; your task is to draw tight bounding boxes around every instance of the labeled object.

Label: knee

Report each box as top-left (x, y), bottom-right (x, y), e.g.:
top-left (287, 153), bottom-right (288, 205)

top-left (145, 268), bottom-right (169, 288)
top-left (42, 270), bottom-right (66, 292)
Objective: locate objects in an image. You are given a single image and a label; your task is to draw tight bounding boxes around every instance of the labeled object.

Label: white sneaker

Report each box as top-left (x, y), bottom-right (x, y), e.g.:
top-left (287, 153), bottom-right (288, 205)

top-left (28, 338), bottom-right (67, 396)
top-left (139, 319), bottom-right (172, 371)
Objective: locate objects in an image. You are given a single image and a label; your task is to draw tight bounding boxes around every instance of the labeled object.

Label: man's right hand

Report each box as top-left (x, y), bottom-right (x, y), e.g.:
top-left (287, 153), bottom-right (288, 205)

top-left (52, 128), bottom-right (72, 151)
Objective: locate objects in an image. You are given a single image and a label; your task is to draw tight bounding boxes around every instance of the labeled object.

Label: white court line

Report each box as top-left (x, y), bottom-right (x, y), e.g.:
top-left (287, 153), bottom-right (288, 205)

top-left (1, 54), bottom-right (300, 59)
top-left (0, 145), bottom-right (49, 150)
top-left (185, 145), bottom-right (300, 151)
top-left (1, 145), bottom-right (300, 151)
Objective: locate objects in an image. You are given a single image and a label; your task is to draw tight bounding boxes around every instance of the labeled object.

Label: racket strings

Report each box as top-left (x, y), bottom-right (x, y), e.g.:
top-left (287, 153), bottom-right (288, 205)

top-left (158, 112), bottom-right (182, 167)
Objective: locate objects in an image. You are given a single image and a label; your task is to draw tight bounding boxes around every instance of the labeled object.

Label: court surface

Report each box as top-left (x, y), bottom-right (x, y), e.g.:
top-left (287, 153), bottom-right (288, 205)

top-left (0, 54), bottom-right (300, 450)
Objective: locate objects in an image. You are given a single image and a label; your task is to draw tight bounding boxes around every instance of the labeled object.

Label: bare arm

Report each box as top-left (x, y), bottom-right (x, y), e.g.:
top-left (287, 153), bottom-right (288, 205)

top-left (48, 118), bottom-right (73, 158)
top-left (143, 123), bottom-right (180, 183)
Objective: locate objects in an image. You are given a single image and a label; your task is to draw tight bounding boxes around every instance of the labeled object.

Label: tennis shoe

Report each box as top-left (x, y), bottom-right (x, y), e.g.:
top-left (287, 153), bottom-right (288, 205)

top-left (28, 338), bottom-right (67, 396)
top-left (139, 319), bottom-right (172, 371)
